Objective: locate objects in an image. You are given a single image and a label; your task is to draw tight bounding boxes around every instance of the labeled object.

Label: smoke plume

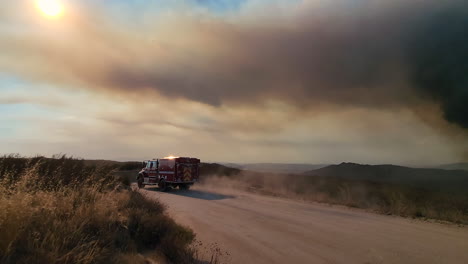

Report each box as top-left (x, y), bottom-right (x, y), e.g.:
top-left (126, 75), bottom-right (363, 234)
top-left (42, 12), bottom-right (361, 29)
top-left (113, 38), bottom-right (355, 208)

top-left (408, 4), bottom-right (468, 128)
top-left (0, 0), bottom-right (467, 129)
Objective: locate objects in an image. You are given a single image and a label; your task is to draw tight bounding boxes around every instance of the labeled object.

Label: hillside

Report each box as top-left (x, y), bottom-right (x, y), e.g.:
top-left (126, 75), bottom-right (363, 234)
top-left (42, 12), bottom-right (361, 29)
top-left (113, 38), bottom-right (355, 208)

top-left (200, 163), bottom-right (242, 177)
top-left (202, 162), bottom-right (468, 223)
top-left (222, 163), bottom-right (329, 174)
top-left (306, 162), bottom-right (468, 194)
top-left (436, 162), bottom-right (468, 171)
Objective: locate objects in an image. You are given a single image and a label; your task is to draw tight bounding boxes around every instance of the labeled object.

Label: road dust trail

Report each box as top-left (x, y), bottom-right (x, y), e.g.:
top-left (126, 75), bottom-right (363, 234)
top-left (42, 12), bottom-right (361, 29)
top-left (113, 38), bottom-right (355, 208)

top-left (140, 185), bottom-right (468, 264)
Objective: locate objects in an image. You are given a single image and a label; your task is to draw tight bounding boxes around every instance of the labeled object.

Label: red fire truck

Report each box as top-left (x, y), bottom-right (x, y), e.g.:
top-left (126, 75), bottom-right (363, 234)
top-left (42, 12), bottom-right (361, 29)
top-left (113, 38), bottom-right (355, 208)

top-left (137, 157), bottom-right (200, 191)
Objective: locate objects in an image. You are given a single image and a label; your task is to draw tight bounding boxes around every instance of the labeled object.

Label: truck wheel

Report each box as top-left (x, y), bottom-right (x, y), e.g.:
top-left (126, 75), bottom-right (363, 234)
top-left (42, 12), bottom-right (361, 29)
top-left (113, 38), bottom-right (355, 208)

top-left (137, 178), bottom-right (144, 189)
top-left (159, 180), bottom-right (168, 192)
top-left (180, 184), bottom-right (190, 190)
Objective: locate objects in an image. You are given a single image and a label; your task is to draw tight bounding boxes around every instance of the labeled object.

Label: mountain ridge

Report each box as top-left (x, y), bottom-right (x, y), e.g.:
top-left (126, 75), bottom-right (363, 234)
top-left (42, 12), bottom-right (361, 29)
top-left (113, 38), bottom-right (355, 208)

top-left (305, 162), bottom-right (468, 194)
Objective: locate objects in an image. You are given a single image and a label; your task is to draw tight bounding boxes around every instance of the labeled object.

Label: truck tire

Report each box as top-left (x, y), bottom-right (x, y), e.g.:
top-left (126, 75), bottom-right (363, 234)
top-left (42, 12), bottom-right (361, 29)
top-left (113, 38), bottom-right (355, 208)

top-left (137, 177), bottom-right (144, 189)
top-left (159, 179), bottom-right (168, 192)
top-left (180, 184), bottom-right (190, 190)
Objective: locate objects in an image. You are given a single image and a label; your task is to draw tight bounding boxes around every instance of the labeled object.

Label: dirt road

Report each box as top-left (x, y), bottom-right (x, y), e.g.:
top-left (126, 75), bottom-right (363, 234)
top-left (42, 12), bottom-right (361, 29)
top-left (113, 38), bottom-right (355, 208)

top-left (140, 186), bottom-right (468, 264)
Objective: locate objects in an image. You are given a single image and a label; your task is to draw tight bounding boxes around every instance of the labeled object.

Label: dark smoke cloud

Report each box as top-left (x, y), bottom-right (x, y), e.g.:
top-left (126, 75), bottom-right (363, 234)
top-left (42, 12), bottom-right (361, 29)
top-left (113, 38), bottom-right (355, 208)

top-left (101, 0), bottom-right (467, 129)
top-left (409, 4), bottom-right (468, 128)
top-left (107, 4), bottom-right (413, 108)
top-left (1, 0), bottom-right (467, 129)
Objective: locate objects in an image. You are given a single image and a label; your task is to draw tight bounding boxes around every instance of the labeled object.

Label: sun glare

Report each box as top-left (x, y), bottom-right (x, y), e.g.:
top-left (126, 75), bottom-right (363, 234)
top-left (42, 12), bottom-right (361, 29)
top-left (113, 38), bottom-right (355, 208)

top-left (36, 0), bottom-right (63, 17)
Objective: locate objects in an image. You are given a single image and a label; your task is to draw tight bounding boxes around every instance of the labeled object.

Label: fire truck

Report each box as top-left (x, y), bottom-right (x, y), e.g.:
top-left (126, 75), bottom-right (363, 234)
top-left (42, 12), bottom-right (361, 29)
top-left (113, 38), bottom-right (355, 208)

top-left (137, 157), bottom-right (200, 191)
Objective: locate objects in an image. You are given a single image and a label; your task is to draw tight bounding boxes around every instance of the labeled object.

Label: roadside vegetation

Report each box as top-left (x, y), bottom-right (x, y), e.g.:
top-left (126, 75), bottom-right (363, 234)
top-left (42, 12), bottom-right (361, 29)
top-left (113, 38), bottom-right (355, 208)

top-left (0, 155), bottom-right (196, 264)
top-left (202, 166), bottom-right (468, 225)
top-left (76, 160), bottom-right (468, 224)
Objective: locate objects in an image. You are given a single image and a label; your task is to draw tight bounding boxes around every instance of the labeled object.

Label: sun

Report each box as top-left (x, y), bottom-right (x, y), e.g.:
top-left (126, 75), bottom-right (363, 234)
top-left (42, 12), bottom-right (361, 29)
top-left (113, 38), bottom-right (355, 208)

top-left (36, 0), bottom-right (63, 17)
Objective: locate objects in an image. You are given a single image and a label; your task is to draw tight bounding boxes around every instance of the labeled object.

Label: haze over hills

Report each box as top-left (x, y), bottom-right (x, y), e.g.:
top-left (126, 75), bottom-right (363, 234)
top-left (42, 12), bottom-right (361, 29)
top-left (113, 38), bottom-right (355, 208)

top-left (435, 163), bottom-right (468, 171)
top-left (79, 159), bottom-right (468, 195)
top-left (305, 162), bottom-right (468, 194)
top-left (221, 163), bottom-right (329, 174)
top-left (220, 161), bottom-right (468, 175)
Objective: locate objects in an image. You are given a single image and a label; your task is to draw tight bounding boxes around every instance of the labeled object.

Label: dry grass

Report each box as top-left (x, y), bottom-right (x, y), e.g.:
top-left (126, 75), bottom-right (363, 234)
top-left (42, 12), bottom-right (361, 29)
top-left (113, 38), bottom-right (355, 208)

top-left (202, 172), bottom-right (468, 224)
top-left (295, 176), bottom-right (468, 224)
top-left (0, 155), bottom-right (197, 264)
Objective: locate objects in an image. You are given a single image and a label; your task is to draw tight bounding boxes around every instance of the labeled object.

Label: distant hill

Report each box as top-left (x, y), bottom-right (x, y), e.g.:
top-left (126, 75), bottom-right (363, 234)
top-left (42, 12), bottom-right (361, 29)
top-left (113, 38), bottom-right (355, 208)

top-left (221, 163), bottom-right (329, 174)
top-left (436, 163), bottom-right (468, 171)
top-left (305, 162), bottom-right (468, 194)
top-left (85, 160), bottom-right (468, 194)
top-left (200, 163), bottom-right (241, 177)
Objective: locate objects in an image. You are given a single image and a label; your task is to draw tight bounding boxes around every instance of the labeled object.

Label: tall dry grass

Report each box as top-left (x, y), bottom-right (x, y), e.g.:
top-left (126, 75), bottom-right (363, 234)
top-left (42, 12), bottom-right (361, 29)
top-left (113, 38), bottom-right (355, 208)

top-left (202, 172), bottom-right (468, 224)
top-left (0, 155), bottom-right (196, 264)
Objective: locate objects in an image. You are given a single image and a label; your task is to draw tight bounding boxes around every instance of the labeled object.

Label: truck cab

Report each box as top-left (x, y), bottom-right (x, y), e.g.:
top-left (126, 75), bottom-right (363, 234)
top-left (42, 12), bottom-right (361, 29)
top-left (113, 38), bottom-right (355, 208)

top-left (137, 157), bottom-right (200, 191)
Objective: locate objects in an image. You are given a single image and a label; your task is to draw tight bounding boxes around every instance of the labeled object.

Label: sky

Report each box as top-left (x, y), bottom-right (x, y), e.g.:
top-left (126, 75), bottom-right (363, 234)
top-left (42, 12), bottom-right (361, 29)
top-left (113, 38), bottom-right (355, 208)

top-left (0, 0), bottom-right (467, 165)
